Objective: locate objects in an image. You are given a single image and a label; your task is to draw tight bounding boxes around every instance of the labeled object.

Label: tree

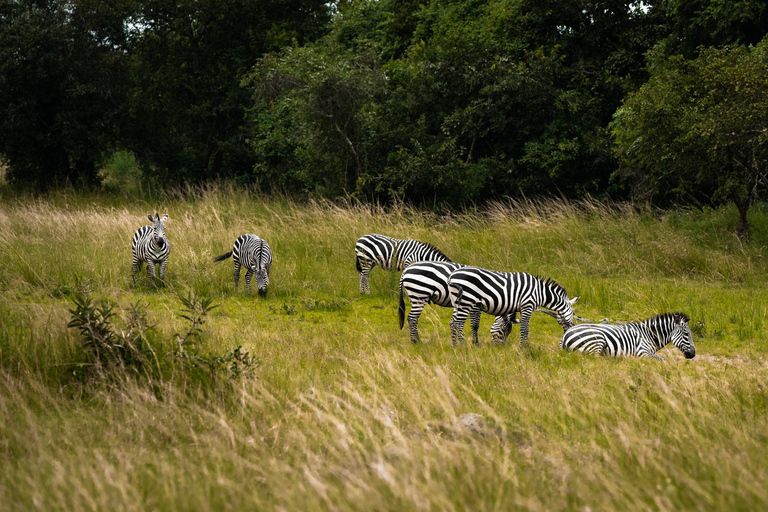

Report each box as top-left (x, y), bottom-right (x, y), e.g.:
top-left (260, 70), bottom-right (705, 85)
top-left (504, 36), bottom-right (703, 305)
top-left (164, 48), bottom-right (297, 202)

top-left (245, 45), bottom-right (386, 197)
top-left (0, 0), bottom-right (129, 189)
top-left (611, 37), bottom-right (768, 242)
top-left (124, 0), bottom-right (332, 185)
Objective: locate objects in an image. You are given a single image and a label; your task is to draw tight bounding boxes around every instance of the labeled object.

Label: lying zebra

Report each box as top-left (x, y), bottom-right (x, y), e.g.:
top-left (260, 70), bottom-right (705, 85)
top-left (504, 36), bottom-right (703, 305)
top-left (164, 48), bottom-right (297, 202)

top-left (355, 233), bottom-right (450, 294)
top-left (560, 312), bottom-right (695, 361)
top-left (398, 261), bottom-right (518, 344)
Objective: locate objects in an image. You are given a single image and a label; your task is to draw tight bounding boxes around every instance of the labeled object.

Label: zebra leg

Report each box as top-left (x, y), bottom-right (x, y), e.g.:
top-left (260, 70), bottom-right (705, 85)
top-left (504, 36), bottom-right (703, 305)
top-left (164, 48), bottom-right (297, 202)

top-left (407, 298), bottom-right (426, 343)
top-left (146, 262), bottom-right (157, 289)
top-left (359, 264), bottom-right (372, 295)
top-left (131, 258), bottom-right (140, 285)
top-left (469, 308), bottom-right (481, 345)
top-left (245, 269), bottom-right (253, 294)
top-left (233, 262), bottom-right (241, 290)
top-left (159, 259), bottom-right (168, 287)
top-left (519, 308), bottom-right (534, 348)
top-left (450, 308), bottom-right (469, 347)
top-left (357, 257), bottom-right (374, 295)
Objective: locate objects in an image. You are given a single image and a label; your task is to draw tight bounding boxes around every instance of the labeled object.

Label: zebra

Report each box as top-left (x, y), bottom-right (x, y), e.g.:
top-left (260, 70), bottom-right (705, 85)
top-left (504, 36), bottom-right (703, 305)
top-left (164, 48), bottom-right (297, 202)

top-left (355, 233), bottom-right (451, 294)
top-left (132, 213), bottom-right (171, 288)
top-left (448, 267), bottom-right (578, 348)
top-left (560, 313), bottom-right (695, 361)
top-left (398, 261), bottom-right (519, 344)
top-left (213, 234), bottom-right (273, 296)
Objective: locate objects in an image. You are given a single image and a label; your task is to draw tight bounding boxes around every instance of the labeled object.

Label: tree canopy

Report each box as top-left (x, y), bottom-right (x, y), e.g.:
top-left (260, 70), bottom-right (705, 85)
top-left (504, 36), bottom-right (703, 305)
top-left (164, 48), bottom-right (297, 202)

top-left (611, 37), bottom-right (768, 241)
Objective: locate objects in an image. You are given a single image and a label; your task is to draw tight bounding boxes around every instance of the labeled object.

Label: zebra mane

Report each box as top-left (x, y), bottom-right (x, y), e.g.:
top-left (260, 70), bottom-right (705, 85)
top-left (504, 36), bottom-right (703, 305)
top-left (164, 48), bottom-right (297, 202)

top-left (651, 312), bottom-right (690, 324)
top-left (536, 275), bottom-right (566, 296)
top-left (414, 240), bottom-right (451, 262)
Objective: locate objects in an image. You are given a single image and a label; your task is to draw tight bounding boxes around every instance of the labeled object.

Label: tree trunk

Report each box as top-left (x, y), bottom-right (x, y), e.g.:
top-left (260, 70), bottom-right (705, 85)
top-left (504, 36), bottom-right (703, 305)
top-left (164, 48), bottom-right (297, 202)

top-left (735, 200), bottom-right (750, 244)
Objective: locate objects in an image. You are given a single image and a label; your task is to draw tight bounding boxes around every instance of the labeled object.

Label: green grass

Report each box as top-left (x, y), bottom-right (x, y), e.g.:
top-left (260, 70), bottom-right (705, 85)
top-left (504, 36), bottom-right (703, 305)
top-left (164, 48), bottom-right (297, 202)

top-left (1, 187), bottom-right (768, 511)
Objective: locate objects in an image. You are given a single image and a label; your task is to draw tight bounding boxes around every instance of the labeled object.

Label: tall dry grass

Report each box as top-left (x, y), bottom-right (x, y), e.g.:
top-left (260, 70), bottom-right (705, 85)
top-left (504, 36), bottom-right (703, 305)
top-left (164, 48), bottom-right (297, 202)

top-left (1, 188), bottom-right (767, 510)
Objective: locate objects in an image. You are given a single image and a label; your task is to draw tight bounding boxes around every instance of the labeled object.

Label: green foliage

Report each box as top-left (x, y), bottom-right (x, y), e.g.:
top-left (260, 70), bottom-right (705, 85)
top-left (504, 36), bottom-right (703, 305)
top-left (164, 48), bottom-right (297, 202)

top-left (99, 151), bottom-right (144, 195)
top-left (174, 290), bottom-right (258, 382)
top-left (244, 0), bottom-right (675, 205)
top-left (611, 36), bottom-right (768, 241)
top-left (175, 291), bottom-right (220, 355)
top-left (124, 0), bottom-right (332, 185)
top-left (67, 294), bottom-right (154, 375)
top-left (246, 44), bottom-right (386, 197)
top-left (0, 0), bottom-right (129, 189)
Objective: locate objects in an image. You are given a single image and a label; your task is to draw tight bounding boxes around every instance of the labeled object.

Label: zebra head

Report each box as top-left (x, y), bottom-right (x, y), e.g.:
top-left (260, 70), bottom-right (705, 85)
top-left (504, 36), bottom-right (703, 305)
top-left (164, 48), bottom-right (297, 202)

top-left (147, 213), bottom-right (169, 248)
top-left (250, 261), bottom-right (268, 297)
top-left (555, 296), bottom-right (579, 332)
top-left (491, 312), bottom-right (520, 343)
top-left (668, 313), bottom-right (695, 359)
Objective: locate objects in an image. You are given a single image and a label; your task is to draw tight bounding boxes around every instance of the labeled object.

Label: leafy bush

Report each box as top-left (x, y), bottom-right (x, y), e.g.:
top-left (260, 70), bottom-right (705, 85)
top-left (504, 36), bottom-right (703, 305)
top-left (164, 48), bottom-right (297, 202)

top-left (99, 151), bottom-right (144, 195)
top-left (67, 294), bottom-right (154, 376)
top-left (174, 291), bottom-right (259, 382)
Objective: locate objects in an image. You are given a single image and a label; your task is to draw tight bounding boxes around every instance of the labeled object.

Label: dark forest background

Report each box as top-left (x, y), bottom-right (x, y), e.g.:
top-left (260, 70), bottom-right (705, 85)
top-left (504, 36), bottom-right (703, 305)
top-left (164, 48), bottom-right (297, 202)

top-left (2, 0), bottom-right (767, 234)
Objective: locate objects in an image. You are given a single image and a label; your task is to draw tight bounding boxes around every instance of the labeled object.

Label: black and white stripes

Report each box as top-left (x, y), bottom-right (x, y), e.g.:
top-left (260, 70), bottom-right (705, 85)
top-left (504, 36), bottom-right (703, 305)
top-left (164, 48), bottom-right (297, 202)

top-left (355, 234), bottom-right (451, 294)
top-left (213, 234), bottom-right (273, 296)
top-left (132, 213), bottom-right (171, 288)
top-left (560, 313), bottom-right (695, 360)
top-left (448, 267), bottom-right (577, 348)
top-left (398, 261), bottom-right (516, 344)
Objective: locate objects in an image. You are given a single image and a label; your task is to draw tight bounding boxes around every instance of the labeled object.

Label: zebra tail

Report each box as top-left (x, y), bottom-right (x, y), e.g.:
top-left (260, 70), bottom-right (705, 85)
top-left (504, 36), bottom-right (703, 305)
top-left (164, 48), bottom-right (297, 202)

top-left (213, 251), bottom-right (233, 263)
top-left (398, 282), bottom-right (405, 330)
top-left (453, 285), bottom-right (464, 308)
top-left (355, 255), bottom-right (362, 273)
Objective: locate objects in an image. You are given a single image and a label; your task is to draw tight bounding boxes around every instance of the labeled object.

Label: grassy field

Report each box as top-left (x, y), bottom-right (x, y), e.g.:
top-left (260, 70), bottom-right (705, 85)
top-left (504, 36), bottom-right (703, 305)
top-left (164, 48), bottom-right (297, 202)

top-left (1, 186), bottom-right (767, 511)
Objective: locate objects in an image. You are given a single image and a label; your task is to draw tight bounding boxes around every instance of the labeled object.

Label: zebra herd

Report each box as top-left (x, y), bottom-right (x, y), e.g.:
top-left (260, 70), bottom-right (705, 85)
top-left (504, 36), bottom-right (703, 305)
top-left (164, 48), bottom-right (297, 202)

top-left (131, 216), bottom-right (696, 361)
top-left (356, 233), bottom-right (696, 361)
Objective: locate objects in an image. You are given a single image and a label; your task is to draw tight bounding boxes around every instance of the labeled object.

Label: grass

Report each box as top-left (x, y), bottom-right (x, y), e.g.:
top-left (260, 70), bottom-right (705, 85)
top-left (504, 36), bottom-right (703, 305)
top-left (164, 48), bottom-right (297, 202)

top-left (1, 186), bottom-right (768, 511)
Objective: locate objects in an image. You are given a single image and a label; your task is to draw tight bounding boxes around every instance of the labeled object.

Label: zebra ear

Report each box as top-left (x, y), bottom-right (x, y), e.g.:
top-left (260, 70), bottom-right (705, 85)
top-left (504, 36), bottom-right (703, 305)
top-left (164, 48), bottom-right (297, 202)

top-left (161, 214), bottom-right (168, 222)
top-left (569, 296), bottom-right (580, 305)
top-left (148, 214), bottom-right (155, 222)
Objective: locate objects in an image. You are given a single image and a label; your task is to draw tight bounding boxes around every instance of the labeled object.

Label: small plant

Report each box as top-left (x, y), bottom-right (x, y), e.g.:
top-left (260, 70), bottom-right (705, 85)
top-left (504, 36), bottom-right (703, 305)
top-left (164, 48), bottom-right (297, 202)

top-left (175, 291), bottom-right (219, 356)
top-left (174, 291), bottom-right (258, 381)
top-left (67, 294), bottom-right (154, 375)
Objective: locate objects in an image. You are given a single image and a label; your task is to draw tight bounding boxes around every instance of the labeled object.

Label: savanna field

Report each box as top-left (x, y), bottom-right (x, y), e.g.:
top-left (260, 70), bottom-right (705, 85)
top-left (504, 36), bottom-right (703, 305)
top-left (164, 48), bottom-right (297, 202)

top-left (1, 187), bottom-right (768, 511)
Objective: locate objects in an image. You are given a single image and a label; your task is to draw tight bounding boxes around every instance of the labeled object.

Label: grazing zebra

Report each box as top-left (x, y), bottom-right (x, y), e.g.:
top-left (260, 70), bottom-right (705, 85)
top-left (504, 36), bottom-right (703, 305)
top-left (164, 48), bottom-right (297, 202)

top-left (448, 267), bottom-right (578, 348)
top-left (213, 234), bottom-right (273, 296)
top-left (560, 313), bottom-right (695, 361)
top-left (398, 261), bottom-right (518, 344)
top-left (132, 213), bottom-right (171, 288)
top-left (355, 233), bottom-right (451, 294)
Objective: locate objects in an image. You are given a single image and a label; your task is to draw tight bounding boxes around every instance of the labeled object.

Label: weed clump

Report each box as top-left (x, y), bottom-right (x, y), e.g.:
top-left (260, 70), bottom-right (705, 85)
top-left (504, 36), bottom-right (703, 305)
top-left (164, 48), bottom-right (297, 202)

top-left (67, 294), bottom-right (154, 377)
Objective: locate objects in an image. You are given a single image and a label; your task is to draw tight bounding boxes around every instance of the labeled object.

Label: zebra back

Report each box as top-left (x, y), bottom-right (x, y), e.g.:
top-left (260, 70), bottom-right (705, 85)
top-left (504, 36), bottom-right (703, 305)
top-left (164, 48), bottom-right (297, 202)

top-left (356, 234), bottom-right (450, 271)
top-left (399, 261), bottom-right (464, 328)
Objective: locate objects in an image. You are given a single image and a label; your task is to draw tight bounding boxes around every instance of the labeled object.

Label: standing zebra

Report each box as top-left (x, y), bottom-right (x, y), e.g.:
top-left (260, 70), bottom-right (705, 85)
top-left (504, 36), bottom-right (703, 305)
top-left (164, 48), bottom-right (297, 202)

top-left (560, 313), bottom-right (695, 361)
top-left (355, 233), bottom-right (451, 294)
top-left (132, 213), bottom-right (171, 288)
top-left (448, 267), bottom-right (578, 348)
top-left (213, 234), bottom-right (273, 296)
top-left (399, 261), bottom-right (517, 344)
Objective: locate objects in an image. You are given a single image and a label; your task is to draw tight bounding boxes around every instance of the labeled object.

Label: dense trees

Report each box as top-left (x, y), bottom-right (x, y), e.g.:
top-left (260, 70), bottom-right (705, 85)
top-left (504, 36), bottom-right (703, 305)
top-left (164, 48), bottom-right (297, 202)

top-left (611, 38), bottom-right (768, 242)
top-left (0, 0), bottom-right (129, 188)
top-left (1, 0), bottom-right (767, 228)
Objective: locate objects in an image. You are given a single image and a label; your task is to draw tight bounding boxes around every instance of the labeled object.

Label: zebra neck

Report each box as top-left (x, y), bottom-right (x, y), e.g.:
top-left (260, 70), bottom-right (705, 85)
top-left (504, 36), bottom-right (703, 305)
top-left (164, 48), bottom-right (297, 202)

top-left (638, 323), bottom-right (664, 350)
